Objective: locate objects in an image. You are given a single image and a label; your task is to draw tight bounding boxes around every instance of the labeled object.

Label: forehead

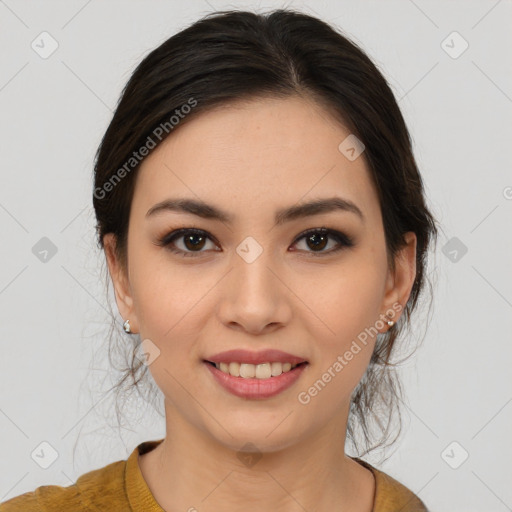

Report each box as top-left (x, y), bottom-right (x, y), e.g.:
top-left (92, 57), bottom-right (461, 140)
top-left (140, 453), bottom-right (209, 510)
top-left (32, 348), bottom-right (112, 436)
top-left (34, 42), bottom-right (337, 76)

top-left (133, 96), bottom-right (380, 223)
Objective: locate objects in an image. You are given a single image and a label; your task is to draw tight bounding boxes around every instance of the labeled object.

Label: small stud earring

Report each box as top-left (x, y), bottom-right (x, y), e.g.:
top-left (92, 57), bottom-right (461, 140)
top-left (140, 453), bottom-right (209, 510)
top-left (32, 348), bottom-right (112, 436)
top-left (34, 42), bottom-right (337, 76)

top-left (387, 319), bottom-right (395, 327)
top-left (123, 319), bottom-right (132, 333)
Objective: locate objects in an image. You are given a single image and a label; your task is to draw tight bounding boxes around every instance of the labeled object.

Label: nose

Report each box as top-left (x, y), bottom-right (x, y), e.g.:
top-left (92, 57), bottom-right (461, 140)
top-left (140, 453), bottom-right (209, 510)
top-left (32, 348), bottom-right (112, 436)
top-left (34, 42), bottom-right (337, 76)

top-left (216, 247), bottom-right (293, 335)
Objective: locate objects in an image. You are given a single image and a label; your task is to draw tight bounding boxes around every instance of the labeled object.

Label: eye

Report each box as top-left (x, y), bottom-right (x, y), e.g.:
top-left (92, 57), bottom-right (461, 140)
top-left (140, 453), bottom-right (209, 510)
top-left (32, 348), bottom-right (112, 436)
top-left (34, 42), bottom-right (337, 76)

top-left (155, 226), bottom-right (354, 258)
top-left (155, 228), bottom-right (219, 257)
top-left (290, 227), bottom-right (354, 256)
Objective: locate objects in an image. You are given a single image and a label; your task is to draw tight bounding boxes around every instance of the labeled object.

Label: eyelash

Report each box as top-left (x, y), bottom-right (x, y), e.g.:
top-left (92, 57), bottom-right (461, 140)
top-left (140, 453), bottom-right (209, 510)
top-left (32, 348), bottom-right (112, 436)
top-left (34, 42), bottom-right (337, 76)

top-left (155, 227), bottom-right (354, 258)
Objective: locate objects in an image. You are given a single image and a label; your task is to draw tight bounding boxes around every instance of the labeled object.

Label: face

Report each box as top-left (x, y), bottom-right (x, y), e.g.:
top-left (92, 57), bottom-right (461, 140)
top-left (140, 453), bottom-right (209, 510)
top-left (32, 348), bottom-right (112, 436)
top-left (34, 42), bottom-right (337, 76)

top-left (105, 95), bottom-right (416, 453)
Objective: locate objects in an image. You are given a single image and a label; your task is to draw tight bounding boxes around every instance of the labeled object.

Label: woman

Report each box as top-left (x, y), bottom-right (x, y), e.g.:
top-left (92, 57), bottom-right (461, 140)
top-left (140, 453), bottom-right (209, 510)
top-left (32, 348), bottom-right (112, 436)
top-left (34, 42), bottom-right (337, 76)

top-left (1, 8), bottom-right (436, 512)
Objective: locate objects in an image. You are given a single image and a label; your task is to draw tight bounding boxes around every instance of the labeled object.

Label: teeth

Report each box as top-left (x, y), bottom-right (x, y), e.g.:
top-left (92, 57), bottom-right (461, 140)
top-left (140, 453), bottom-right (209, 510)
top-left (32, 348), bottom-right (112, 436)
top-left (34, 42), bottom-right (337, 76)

top-left (214, 361), bottom-right (298, 379)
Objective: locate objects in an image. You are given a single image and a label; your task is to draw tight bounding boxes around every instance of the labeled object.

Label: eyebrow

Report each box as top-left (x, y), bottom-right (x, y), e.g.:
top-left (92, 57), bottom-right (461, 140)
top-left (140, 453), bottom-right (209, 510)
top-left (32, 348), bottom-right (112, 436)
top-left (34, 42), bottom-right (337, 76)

top-left (146, 196), bottom-right (364, 225)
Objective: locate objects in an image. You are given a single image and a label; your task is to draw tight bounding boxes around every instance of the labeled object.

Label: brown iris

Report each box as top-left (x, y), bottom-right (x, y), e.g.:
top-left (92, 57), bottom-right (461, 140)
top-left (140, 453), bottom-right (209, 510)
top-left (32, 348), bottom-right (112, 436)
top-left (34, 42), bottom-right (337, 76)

top-left (184, 233), bottom-right (206, 251)
top-left (306, 232), bottom-right (328, 251)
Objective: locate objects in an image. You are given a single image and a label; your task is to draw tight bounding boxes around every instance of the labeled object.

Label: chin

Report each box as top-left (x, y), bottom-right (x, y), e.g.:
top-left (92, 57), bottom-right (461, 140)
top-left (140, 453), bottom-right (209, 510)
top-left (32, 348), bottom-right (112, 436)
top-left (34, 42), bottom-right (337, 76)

top-left (205, 418), bottom-right (304, 454)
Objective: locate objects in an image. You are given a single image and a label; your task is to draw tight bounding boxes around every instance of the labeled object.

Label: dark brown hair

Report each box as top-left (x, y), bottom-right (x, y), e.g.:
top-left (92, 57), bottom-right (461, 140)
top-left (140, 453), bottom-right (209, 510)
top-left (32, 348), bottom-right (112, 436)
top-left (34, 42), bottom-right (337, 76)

top-left (92, 8), bottom-right (437, 457)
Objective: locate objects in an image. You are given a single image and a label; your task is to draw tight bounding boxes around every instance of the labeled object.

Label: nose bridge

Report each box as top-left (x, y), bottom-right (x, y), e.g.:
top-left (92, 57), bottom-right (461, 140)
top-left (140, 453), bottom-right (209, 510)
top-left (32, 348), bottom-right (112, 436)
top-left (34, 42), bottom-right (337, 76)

top-left (217, 236), bottom-right (291, 332)
top-left (232, 237), bottom-right (278, 298)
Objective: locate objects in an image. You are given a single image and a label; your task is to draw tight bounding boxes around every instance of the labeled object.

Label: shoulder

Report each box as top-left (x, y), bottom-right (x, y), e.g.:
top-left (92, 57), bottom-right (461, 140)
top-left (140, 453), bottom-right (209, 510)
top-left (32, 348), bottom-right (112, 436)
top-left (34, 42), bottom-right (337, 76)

top-left (0, 458), bottom-right (126, 512)
top-left (352, 457), bottom-right (429, 512)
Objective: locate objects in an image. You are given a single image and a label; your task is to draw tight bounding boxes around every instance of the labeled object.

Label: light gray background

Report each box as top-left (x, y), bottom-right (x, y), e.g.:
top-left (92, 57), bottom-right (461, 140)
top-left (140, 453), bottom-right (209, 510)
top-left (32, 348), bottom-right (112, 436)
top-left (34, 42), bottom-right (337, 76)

top-left (1, 1), bottom-right (511, 511)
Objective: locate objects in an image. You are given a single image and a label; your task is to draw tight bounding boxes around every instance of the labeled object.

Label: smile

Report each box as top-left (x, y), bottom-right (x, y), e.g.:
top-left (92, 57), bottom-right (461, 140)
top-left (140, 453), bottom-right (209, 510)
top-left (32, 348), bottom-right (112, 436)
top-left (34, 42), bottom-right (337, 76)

top-left (204, 361), bottom-right (309, 399)
top-left (208, 361), bottom-right (301, 379)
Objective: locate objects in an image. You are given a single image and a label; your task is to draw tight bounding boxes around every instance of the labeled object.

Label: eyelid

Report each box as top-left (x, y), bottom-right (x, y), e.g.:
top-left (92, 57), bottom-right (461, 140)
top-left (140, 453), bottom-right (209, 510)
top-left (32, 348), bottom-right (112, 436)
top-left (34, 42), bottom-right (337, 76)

top-left (292, 227), bottom-right (353, 248)
top-left (155, 226), bottom-right (354, 256)
top-left (157, 227), bottom-right (214, 242)
top-left (155, 227), bottom-right (221, 256)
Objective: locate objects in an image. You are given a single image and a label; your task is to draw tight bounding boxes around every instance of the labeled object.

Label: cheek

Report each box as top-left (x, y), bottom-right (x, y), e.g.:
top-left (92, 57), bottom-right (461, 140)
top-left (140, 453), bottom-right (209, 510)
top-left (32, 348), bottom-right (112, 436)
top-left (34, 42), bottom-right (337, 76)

top-left (294, 249), bottom-right (387, 398)
top-left (128, 254), bottom-right (209, 399)
top-left (294, 267), bottom-right (385, 414)
top-left (128, 245), bottom-right (210, 343)
top-left (299, 258), bottom-right (386, 341)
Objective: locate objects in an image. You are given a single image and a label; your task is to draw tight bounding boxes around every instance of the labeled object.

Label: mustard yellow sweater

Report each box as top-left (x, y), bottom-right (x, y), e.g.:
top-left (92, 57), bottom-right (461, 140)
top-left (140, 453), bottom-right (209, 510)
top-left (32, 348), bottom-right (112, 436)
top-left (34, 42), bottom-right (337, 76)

top-left (0, 439), bottom-right (428, 511)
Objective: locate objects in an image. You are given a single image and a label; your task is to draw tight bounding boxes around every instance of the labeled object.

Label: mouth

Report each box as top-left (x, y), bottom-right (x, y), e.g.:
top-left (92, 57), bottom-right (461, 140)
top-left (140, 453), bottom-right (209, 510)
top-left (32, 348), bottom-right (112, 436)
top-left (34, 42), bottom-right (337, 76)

top-left (203, 360), bottom-right (308, 379)
top-left (203, 359), bottom-right (309, 399)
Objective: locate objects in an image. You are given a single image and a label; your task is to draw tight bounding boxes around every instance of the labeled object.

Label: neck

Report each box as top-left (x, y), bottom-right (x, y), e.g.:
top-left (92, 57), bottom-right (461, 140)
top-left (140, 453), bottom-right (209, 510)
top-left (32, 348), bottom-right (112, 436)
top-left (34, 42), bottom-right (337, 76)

top-left (139, 400), bottom-right (375, 512)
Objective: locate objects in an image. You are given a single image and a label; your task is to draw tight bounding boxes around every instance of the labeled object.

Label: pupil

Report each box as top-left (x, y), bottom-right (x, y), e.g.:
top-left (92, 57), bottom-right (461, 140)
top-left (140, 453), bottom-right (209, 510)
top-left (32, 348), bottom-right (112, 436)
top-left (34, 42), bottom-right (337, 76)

top-left (184, 234), bottom-right (205, 251)
top-left (307, 233), bottom-right (327, 251)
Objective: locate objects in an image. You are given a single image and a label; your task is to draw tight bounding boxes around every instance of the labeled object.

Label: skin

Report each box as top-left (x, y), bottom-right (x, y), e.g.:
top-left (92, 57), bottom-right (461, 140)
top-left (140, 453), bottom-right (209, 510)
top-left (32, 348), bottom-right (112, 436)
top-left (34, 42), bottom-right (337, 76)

top-left (104, 95), bottom-right (417, 512)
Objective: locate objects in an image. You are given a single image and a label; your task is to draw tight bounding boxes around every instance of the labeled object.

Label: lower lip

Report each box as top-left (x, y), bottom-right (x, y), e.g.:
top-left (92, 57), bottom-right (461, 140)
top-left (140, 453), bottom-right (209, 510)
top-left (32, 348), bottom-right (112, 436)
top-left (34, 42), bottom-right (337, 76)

top-left (204, 361), bottom-right (308, 399)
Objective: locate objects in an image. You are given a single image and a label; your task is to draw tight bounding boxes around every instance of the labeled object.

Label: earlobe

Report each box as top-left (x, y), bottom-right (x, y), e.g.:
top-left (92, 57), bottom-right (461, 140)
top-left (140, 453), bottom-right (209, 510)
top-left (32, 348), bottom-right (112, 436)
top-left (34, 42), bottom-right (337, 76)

top-left (381, 232), bottom-right (417, 326)
top-left (103, 233), bottom-right (138, 333)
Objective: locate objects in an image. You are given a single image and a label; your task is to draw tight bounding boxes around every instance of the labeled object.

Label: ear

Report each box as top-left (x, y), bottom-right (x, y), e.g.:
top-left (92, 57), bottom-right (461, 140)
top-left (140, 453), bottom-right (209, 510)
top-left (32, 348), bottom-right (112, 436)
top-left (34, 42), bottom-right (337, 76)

top-left (380, 232), bottom-right (417, 327)
top-left (103, 233), bottom-right (139, 333)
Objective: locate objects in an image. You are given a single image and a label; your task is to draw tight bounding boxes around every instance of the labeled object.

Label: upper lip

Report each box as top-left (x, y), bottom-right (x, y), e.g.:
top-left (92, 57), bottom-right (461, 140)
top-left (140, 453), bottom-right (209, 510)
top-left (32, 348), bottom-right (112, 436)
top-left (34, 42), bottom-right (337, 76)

top-left (205, 349), bottom-right (307, 365)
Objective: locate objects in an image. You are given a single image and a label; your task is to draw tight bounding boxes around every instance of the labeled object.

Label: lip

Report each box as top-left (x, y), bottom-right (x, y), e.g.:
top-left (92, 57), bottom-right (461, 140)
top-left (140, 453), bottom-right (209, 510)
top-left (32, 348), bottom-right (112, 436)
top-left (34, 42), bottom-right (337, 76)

top-left (204, 360), bottom-right (309, 399)
top-left (205, 349), bottom-right (307, 365)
